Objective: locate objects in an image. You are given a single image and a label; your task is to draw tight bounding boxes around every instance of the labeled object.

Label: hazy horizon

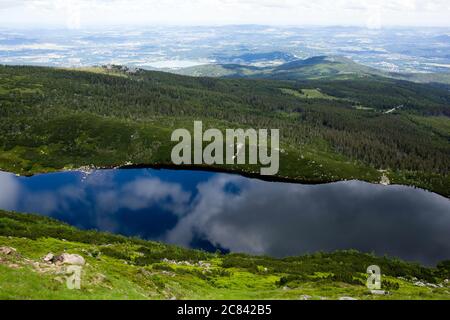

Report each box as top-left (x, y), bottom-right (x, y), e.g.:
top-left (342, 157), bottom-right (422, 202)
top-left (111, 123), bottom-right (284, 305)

top-left (1, 0), bottom-right (450, 29)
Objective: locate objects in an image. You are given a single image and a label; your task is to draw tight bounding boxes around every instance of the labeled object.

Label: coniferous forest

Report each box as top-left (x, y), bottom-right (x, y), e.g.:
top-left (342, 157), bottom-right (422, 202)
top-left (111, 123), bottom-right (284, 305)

top-left (0, 64), bottom-right (449, 196)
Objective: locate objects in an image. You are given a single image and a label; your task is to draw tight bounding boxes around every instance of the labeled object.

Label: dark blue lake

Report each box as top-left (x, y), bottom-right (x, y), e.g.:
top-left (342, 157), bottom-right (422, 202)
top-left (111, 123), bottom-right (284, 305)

top-left (0, 168), bottom-right (449, 265)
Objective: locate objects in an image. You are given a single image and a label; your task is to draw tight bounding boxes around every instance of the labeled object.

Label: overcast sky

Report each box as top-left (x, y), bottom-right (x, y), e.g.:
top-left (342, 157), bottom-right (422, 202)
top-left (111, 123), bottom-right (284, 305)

top-left (0, 0), bottom-right (449, 29)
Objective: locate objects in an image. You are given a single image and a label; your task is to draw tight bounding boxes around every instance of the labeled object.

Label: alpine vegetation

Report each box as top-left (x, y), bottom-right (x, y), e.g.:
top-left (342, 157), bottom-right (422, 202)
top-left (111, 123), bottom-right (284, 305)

top-left (171, 121), bottom-right (280, 175)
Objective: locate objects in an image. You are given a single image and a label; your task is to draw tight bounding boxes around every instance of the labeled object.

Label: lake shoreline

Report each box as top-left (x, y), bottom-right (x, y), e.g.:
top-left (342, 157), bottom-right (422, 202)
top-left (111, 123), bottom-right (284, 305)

top-left (5, 162), bottom-right (447, 199)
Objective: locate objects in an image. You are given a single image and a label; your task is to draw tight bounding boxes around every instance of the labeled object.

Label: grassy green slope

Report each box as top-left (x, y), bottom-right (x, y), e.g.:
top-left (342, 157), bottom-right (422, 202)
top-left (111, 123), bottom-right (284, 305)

top-left (0, 65), bottom-right (449, 196)
top-left (0, 210), bottom-right (449, 300)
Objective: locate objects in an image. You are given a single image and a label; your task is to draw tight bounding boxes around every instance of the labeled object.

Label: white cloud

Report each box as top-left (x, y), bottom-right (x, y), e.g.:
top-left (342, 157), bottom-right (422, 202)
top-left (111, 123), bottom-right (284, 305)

top-left (0, 0), bottom-right (449, 28)
top-left (0, 172), bottom-right (20, 211)
top-left (165, 175), bottom-right (450, 264)
top-left (1, 169), bottom-right (449, 264)
top-left (120, 178), bottom-right (191, 214)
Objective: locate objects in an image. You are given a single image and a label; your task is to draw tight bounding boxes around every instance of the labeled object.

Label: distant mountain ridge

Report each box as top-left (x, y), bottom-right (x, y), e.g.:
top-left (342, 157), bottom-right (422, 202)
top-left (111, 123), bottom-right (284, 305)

top-left (212, 51), bottom-right (298, 65)
top-left (170, 55), bottom-right (450, 85)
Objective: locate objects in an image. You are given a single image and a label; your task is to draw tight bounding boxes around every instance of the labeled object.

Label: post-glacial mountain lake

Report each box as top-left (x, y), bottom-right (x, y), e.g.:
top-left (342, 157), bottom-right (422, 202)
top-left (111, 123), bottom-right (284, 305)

top-left (0, 168), bottom-right (449, 265)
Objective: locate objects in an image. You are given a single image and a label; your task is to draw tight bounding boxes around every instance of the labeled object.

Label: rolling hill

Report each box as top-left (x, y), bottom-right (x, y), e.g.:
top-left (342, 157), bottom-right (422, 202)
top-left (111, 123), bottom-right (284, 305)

top-left (172, 55), bottom-right (450, 84)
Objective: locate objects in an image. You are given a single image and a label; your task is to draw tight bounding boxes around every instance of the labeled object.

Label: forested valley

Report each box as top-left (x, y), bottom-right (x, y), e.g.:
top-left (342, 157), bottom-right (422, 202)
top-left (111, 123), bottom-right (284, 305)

top-left (0, 65), bottom-right (449, 195)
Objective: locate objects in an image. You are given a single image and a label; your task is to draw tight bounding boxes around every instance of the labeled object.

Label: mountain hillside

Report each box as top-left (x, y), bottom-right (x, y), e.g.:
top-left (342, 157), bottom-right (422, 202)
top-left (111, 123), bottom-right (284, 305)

top-left (0, 210), bottom-right (449, 300)
top-left (0, 65), bottom-right (449, 196)
top-left (173, 55), bottom-right (450, 84)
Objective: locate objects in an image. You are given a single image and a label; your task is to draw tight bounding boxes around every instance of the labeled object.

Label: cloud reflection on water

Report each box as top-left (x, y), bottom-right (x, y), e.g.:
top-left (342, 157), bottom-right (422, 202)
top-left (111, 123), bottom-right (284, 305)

top-left (169, 177), bottom-right (450, 265)
top-left (0, 169), bottom-right (449, 265)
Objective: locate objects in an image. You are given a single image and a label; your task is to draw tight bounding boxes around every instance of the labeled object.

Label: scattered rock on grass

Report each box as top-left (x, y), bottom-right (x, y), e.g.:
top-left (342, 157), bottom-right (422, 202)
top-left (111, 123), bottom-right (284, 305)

top-left (43, 253), bottom-right (54, 262)
top-left (0, 246), bottom-right (17, 255)
top-left (414, 281), bottom-right (426, 287)
top-left (370, 290), bottom-right (388, 295)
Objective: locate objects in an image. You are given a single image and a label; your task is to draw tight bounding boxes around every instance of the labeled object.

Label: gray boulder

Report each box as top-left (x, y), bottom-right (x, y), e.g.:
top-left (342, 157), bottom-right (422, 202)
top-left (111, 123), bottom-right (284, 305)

top-left (55, 253), bottom-right (85, 266)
